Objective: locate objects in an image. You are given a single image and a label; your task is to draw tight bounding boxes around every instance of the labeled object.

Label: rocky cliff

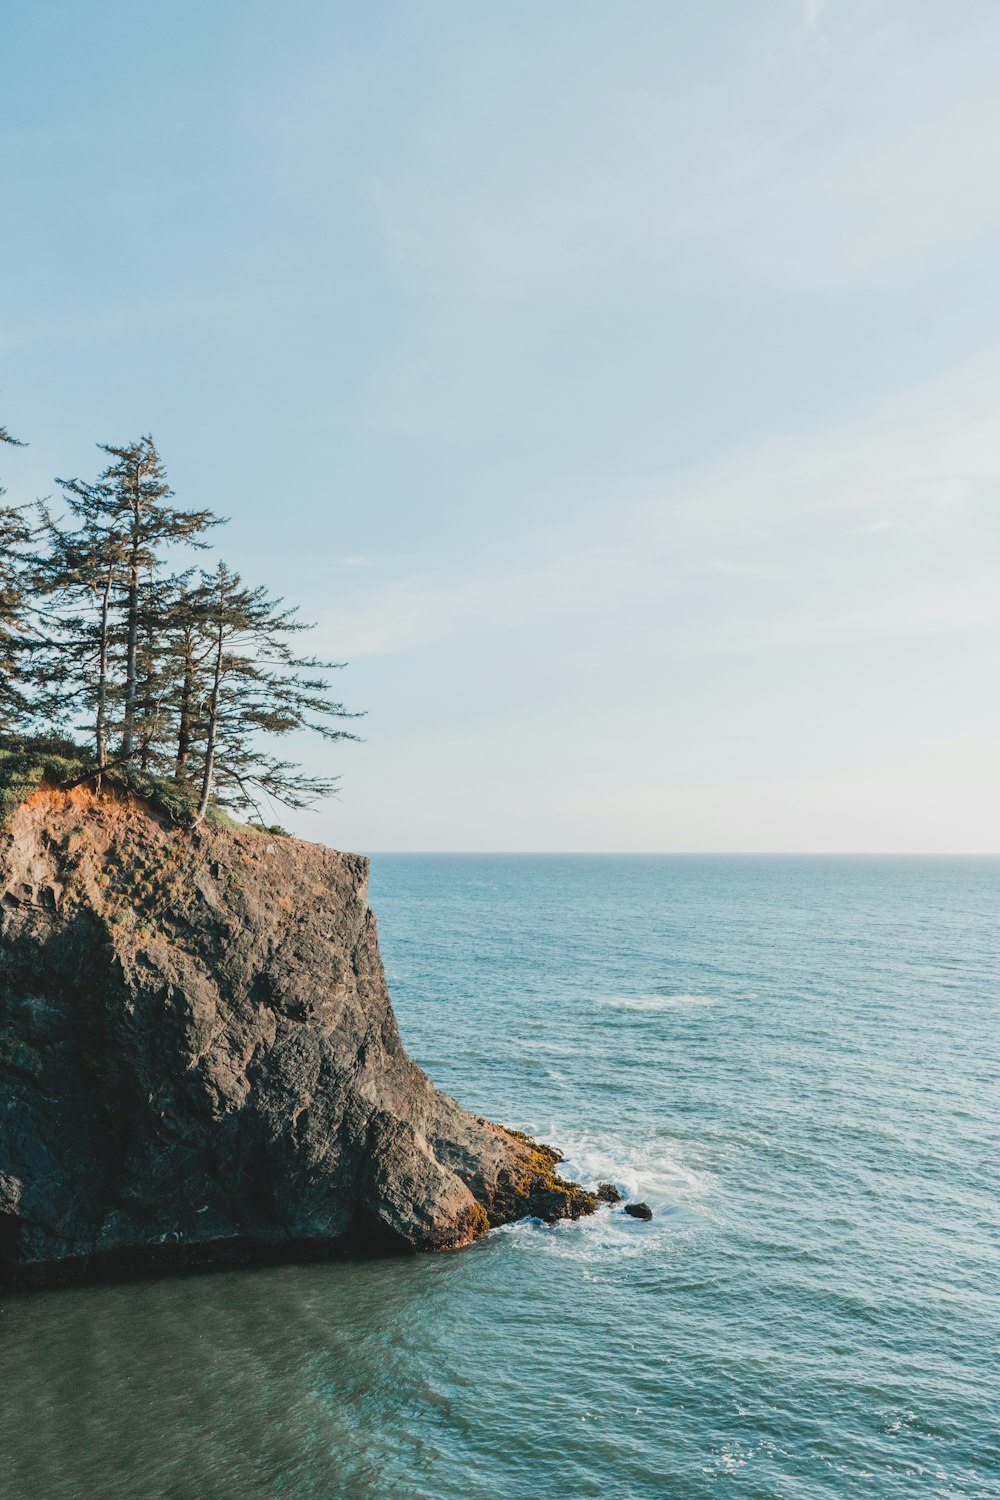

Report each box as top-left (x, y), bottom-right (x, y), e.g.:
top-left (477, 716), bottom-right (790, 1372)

top-left (0, 787), bottom-right (594, 1289)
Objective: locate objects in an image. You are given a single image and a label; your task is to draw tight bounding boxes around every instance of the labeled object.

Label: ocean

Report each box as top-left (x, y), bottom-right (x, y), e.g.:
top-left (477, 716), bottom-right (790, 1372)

top-left (1, 855), bottom-right (998, 1498)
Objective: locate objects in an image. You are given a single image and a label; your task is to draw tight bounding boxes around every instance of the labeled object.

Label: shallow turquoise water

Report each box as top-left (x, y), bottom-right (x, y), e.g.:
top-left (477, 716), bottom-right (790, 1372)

top-left (2, 856), bottom-right (998, 1498)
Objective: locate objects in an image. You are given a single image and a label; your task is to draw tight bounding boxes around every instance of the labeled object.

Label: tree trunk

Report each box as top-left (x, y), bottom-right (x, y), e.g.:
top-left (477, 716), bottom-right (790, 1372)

top-left (139, 610), bottom-right (156, 772)
top-left (121, 467), bottom-right (142, 760)
top-left (194, 625), bottom-right (224, 825)
top-left (95, 568), bottom-right (112, 772)
top-left (175, 637), bottom-right (193, 779)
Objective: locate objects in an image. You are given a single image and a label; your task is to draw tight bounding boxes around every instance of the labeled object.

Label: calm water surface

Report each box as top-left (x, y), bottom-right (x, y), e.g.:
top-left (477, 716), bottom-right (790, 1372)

top-left (1, 856), bottom-right (998, 1498)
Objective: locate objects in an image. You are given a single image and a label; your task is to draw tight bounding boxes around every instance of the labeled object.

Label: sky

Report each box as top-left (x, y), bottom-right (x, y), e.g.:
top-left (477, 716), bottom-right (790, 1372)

top-left (3, 0), bottom-right (1000, 851)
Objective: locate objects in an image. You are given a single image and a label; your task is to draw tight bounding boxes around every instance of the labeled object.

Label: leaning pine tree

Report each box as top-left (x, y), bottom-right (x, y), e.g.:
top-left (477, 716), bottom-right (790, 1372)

top-left (189, 561), bottom-right (362, 825)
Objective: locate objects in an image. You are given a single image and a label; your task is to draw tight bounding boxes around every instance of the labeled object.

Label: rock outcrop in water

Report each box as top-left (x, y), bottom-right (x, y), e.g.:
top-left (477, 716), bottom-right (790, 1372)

top-left (0, 787), bottom-right (595, 1289)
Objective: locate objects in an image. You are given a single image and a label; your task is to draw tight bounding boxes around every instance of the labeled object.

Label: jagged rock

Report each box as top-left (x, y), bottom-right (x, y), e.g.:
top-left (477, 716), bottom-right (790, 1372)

top-left (596, 1182), bottom-right (623, 1204)
top-left (0, 786), bottom-right (595, 1289)
top-left (623, 1201), bottom-right (653, 1220)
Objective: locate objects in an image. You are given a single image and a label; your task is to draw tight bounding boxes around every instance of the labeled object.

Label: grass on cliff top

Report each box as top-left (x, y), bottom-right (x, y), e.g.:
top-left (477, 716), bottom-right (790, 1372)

top-left (0, 736), bottom-right (91, 823)
top-left (0, 735), bottom-right (255, 832)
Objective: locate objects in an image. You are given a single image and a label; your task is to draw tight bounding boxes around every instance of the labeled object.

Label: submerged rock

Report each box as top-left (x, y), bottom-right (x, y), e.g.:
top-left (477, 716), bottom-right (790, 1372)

top-left (623, 1201), bottom-right (653, 1220)
top-left (0, 787), bottom-right (596, 1290)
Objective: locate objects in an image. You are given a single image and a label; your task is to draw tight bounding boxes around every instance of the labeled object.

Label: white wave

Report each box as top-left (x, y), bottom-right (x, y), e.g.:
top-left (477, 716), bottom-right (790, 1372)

top-left (489, 1133), bottom-right (721, 1266)
top-left (557, 1131), bottom-right (717, 1212)
top-left (601, 993), bottom-right (717, 1012)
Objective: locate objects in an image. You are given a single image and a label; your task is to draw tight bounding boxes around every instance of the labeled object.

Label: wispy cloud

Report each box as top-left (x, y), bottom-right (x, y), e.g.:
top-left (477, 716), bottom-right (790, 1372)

top-left (355, 4), bottom-right (1000, 455)
top-left (369, 3), bottom-right (999, 320)
top-left (318, 342), bottom-right (1000, 660)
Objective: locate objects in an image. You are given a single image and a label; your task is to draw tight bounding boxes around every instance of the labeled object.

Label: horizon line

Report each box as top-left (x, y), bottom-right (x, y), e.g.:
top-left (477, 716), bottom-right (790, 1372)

top-left (355, 849), bottom-right (1000, 858)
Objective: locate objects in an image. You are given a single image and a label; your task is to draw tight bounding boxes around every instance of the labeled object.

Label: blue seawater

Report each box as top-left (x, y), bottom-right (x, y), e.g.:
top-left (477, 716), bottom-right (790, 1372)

top-left (1, 855), bottom-right (998, 1498)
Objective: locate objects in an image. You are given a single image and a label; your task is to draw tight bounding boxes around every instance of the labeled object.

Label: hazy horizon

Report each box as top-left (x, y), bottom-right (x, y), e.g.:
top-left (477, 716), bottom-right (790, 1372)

top-left (5, 1), bottom-right (1000, 853)
top-left (364, 850), bottom-right (1000, 858)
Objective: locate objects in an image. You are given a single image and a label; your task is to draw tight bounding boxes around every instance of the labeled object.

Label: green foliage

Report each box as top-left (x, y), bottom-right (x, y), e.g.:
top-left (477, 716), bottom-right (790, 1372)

top-left (0, 735), bottom-right (198, 829)
top-left (184, 559), bottom-right (362, 823)
top-left (0, 426), bottom-right (363, 822)
top-left (0, 423), bottom-right (45, 736)
top-left (114, 764), bottom-right (200, 825)
top-left (0, 735), bottom-right (91, 823)
top-left (203, 804), bottom-right (240, 830)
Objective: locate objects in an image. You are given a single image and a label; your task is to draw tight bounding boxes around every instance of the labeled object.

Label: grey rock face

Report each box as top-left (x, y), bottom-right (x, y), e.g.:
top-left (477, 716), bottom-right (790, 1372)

top-left (0, 787), bottom-right (594, 1289)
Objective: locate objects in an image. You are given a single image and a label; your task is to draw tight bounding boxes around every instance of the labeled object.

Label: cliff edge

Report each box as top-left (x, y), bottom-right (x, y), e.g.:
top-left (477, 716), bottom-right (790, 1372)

top-left (0, 787), bottom-right (594, 1289)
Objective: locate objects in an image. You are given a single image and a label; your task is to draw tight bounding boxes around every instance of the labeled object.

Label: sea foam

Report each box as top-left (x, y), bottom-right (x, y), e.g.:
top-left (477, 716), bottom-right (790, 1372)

top-left (601, 993), bottom-right (717, 1012)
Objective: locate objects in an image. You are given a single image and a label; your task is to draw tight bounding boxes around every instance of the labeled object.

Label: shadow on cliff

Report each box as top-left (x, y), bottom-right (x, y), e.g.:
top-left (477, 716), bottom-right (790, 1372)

top-left (0, 786), bottom-right (595, 1291)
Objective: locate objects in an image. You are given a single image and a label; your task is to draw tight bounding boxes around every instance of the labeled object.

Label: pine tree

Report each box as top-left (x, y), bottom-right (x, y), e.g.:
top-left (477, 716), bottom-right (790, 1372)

top-left (90, 437), bottom-right (218, 761)
top-left (135, 570), bottom-right (188, 772)
top-left (4, 425), bottom-right (361, 825)
top-left (168, 585), bottom-right (207, 784)
top-left (49, 437), bottom-right (220, 765)
top-left (0, 424), bottom-right (37, 733)
top-left (146, 569), bottom-right (211, 784)
top-left (35, 494), bottom-right (125, 767)
top-left (192, 561), bottom-right (362, 823)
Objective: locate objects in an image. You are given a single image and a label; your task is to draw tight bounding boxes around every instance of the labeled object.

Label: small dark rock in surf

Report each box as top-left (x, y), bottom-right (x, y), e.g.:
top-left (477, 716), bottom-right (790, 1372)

top-left (623, 1201), bottom-right (653, 1220)
top-left (596, 1182), bottom-right (623, 1204)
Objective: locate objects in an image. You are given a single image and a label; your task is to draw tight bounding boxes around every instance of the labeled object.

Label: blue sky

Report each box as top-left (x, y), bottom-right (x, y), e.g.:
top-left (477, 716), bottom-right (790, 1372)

top-left (3, 0), bottom-right (1000, 850)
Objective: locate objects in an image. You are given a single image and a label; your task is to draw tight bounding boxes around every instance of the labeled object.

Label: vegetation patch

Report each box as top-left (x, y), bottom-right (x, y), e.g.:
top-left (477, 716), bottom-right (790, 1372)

top-left (1, 432), bottom-right (362, 829)
top-left (0, 737), bottom-right (91, 825)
